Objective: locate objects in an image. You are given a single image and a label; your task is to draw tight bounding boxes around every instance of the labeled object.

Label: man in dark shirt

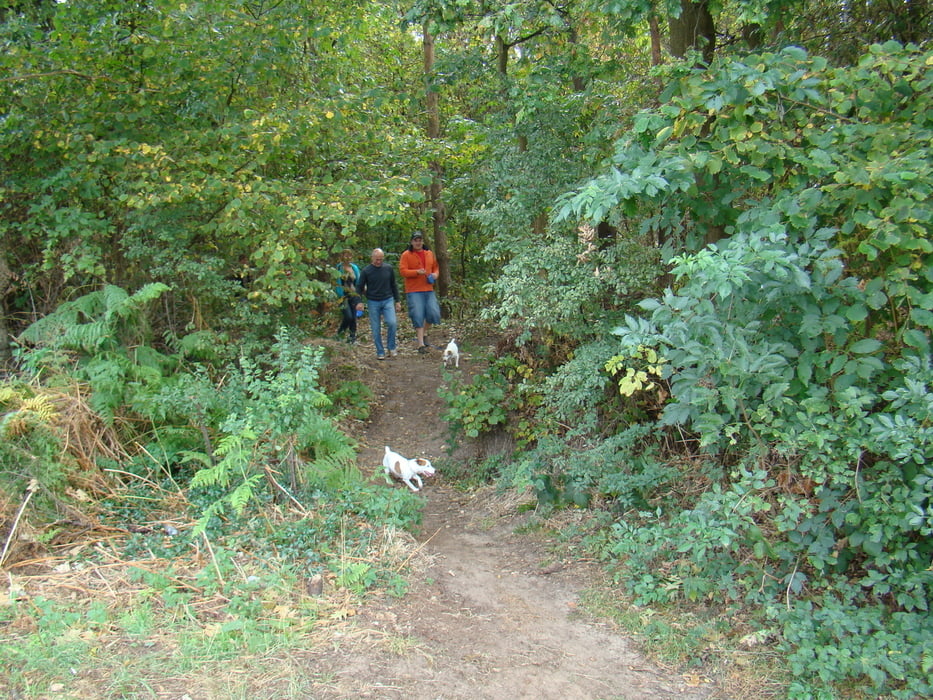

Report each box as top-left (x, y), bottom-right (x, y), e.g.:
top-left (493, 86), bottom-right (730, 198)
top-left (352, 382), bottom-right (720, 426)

top-left (355, 248), bottom-right (402, 360)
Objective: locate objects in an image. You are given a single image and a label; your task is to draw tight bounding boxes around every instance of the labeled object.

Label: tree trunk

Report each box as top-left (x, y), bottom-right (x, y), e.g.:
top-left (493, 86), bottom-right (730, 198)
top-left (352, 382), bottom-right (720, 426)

top-left (649, 13), bottom-right (663, 67)
top-left (496, 34), bottom-right (508, 76)
top-left (423, 24), bottom-right (450, 296)
top-left (648, 11), bottom-right (665, 110)
top-left (568, 25), bottom-right (586, 91)
top-left (670, 1), bottom-right (721, 246)
top-left (668, 0), bottom-right (715, 64)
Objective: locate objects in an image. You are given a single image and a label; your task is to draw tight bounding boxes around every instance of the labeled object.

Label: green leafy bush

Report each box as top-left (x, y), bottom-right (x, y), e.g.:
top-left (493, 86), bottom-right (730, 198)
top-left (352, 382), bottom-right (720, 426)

top-left (603, 228), bottom-right (933, 695)
top-left (544, 42), bottom-right (933, 696)
top-left (9, 287), bottom-right (420, 597)
top-left (176, 328), bottom-right (360, 535)
top-left (781, 589), bottom-right (933, 700)
top-left (439, 361), bottom-right (512, 440)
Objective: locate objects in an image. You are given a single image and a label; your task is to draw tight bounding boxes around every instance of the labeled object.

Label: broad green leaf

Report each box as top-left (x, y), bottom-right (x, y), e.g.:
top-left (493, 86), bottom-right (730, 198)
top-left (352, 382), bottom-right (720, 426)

top-left (849, 339), bottom-right (882, 354)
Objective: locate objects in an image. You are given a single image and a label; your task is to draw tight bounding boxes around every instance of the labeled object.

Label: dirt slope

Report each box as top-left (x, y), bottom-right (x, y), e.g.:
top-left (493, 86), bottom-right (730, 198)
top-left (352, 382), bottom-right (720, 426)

top-left (309, 329), bottom-right (719, 699)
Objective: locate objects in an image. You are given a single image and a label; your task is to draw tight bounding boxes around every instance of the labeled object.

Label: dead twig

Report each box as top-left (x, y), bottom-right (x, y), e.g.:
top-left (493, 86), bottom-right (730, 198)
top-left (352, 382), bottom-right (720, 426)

top-left (263, 465), bottom-right (309, 515)
top-left (0, 479), bottom-right (39, 569)
top-left (394, 527), bottom-right (442, 574)
top-left (202, 532), bottom-right (225, 588)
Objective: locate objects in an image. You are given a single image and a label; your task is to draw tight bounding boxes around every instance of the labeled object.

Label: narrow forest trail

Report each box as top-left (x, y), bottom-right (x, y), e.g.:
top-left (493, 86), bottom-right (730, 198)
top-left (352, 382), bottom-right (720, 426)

top-left (305, 328), bottom-right (721, 699)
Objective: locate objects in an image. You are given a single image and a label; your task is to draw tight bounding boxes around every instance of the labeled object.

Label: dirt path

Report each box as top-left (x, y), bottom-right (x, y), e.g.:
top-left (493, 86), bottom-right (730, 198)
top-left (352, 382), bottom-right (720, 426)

top-left (308, 327), bottom-right (719, 699)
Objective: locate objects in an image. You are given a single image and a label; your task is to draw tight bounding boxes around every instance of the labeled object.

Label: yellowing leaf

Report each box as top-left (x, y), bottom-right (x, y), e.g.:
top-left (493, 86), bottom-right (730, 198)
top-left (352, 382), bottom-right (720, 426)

top-left (683, 673), bottom-right (707, 687)
top-left (330, 606), bottom-right (356, 620)
top-left (273, 605), bottom-right (299, 619)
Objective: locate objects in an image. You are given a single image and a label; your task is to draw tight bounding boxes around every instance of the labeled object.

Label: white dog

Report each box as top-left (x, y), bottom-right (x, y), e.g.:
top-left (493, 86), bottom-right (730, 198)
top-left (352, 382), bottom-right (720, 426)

top-left (442, 338), bottom-right (460, 368)
top-left (383, 446), bottom-right (436, 492)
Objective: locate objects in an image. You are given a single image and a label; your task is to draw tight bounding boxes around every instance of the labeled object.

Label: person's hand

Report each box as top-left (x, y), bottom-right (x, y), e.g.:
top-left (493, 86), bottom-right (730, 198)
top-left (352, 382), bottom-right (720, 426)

top-left (427, 273), bottom-right (436, 284)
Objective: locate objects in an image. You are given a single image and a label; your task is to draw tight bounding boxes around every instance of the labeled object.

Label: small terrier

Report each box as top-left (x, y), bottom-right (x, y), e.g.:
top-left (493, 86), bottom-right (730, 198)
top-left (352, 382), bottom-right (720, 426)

top-left (442, 338), bottom-right (460, 368)
top-left (383, 446), bottom-right (436, 492)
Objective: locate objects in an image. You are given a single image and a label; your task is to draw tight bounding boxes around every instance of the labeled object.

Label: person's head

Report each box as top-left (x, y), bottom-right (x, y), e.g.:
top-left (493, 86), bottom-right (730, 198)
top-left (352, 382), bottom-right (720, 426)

top-left (408, 231), bottom-right (429, 252)
top-left (371, 248), bottom-right (385, 266)
top-left (339, 248), bottom-right (354, 263)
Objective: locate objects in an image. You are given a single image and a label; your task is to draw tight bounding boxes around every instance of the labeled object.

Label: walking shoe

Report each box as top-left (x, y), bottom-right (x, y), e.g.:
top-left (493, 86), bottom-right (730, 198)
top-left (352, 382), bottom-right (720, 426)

top-left (389, 349), bottom-right (398, 357)
top-left (417, 345), bottom-right (429, 354)
top-left (377, 354), bottom-right (386, 360)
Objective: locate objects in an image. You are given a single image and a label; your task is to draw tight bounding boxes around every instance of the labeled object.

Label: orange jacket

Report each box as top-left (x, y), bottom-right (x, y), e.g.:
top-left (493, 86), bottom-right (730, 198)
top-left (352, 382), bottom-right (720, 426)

top-left (399, 248), bottom-right (439, 293)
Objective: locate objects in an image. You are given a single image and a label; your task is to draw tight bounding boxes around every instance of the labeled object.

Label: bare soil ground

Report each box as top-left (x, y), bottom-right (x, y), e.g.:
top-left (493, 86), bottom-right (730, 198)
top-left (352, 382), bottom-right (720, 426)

top-left (309, 325), bottom-right (720, 699)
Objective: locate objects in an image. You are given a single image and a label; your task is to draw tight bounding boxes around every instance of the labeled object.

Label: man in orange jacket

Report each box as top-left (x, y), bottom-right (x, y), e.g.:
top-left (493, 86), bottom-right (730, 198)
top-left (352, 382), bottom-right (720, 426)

top-left (399, 231), bottom-right (441, 353)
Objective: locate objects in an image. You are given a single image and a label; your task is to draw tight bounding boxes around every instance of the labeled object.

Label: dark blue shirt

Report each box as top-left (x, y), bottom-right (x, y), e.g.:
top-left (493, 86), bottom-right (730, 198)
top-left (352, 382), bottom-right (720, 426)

top-left (357, 263), bottom-right (399, 302)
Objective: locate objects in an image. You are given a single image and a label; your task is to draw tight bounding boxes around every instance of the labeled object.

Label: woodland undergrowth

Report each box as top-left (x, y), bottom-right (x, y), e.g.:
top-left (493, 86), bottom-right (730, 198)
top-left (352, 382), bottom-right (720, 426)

top-left (0, 285), bottom-right (427, 697)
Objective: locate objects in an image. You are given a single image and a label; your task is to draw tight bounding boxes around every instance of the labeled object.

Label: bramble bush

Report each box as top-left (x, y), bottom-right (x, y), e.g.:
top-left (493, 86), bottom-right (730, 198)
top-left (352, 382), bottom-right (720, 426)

top-left (598, 228), bottom-right (932, 696)
top-left (517, 42), bottom-right (933, 697)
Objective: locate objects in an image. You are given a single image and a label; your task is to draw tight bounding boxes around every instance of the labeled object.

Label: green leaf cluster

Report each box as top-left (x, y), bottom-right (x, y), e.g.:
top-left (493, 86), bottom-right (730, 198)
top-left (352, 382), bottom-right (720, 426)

top-left (547, 42), bottom-right (933, 698)
top-left (1, 0), bottom-right (435, 333)
top-left (174, 327), bottom-right (360, 536)
top-left (463, 40), bottom-right (933, 696)
top-left (439, 363), bottom-right (511, 439)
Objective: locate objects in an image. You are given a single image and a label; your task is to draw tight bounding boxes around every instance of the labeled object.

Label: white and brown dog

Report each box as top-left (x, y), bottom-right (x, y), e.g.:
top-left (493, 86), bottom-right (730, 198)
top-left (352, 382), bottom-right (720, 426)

top-left (442, 338), bottom-right (460, 368)
top-left (383, 446), bottom-right (436, 492)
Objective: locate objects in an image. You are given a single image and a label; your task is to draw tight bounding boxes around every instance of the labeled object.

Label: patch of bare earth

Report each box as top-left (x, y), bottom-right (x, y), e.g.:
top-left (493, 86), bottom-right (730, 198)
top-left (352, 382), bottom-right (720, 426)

top-left (304, 327), bottom-right (719, 699)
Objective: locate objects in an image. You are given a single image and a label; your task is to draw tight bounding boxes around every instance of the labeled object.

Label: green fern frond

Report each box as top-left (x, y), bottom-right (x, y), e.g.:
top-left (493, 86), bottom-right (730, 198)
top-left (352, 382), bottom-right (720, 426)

top-left (305, 448), bottom-right (362, 490)
top-left (72, 288), bottom-right (107, 317)
top-left (19, 284), bottom-right (170, 353)
top-left (175, 330), bottom-right (223, 359)
top-left (129, 282), bottom-right (171, 305)
top-left (214, 428), bottom-right (258, 457)
top-left (228, 474), bottom-right (263, 516)
top-left (308, 390), bottom-right (331, 409)
top-left (190, 500), bottom-right (227, 539)
top-left (104, 283), bottom-right (170, 321)
top-left (189, 461), bottom-right (230, 489)
top-left (297, 413), bottom-right (352, 456)
top-left (59, 319), bottom-right (108, 352)
top-left (179, 450), bottom-right (215, 469)
top-left (336, 561), bottom-right (372, 589)
top-left (100, 284), bottom-right (130, 320)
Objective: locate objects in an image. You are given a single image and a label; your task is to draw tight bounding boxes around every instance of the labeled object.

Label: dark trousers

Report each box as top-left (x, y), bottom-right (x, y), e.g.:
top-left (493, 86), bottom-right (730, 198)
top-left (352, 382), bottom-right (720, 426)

top-left (337, 296), bottom-right (359, 339)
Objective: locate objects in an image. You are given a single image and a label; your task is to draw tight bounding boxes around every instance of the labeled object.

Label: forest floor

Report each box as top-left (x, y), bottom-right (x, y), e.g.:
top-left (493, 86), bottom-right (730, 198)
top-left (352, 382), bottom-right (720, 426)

top-left (301, 321), bottom-right (723, 699)
top-left (0, 320), bottom-right (742, 700)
